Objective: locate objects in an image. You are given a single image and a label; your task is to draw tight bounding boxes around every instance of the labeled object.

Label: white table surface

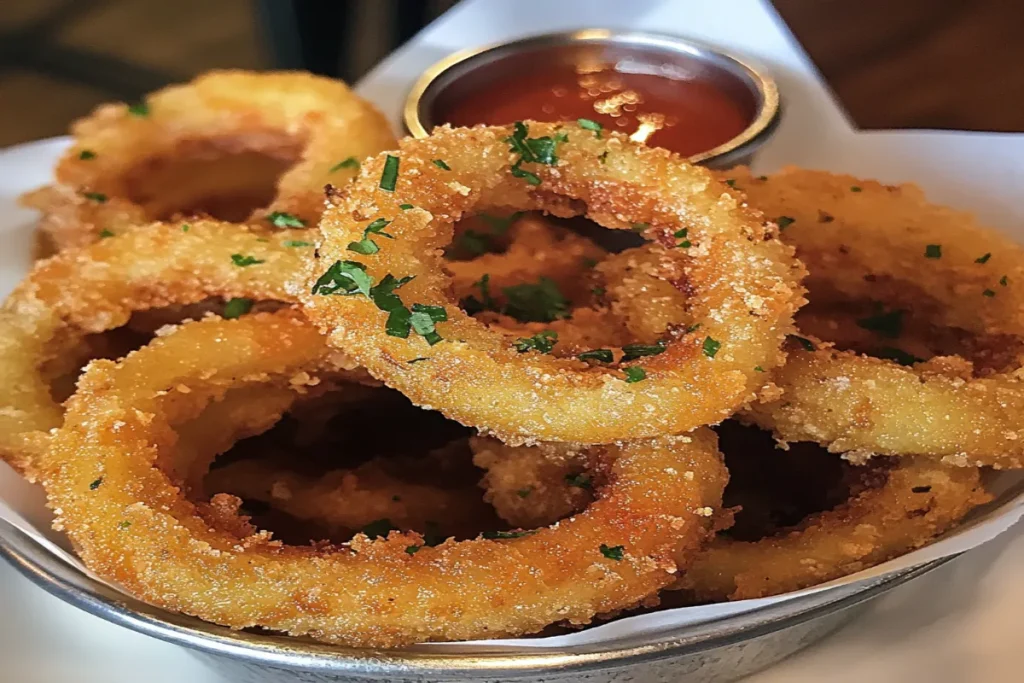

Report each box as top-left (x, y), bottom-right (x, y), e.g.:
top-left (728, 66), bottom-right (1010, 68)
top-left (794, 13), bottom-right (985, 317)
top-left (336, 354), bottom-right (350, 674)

top-left (1, 0), bottom-right (1022, 680)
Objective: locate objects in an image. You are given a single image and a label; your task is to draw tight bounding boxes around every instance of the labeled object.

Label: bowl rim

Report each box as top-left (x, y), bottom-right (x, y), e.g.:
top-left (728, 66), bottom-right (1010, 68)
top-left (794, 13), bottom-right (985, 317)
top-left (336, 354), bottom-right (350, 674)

top-left (403, 28), bottom-right (782, 165)
top-left (0, 517), bottom-right (952, 678)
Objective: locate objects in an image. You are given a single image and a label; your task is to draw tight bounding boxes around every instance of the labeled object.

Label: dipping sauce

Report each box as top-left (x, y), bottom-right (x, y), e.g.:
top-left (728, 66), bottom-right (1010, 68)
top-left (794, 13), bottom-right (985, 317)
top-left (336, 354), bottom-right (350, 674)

top-left (435, 63), bottom-right (753, 158)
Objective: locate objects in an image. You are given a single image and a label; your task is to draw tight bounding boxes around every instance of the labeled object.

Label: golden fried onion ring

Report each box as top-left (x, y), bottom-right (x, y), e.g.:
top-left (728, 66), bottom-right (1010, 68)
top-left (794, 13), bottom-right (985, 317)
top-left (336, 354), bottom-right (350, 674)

top-left (733, 168), bottom-right (1024, 468)
top-left (43, 311), bottom-right (729, 646)
top-left (0, 220), bottom-right (348, 476)
top-left (22, 70), bottom-right (396, 250)
top-left (307, 122), bottom-right (805, 443)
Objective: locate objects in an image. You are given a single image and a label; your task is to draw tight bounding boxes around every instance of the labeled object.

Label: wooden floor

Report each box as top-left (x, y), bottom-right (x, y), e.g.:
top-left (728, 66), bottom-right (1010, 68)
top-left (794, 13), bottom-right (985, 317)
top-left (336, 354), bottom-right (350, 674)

top-left (1, 0), bottom-right (1022, 146)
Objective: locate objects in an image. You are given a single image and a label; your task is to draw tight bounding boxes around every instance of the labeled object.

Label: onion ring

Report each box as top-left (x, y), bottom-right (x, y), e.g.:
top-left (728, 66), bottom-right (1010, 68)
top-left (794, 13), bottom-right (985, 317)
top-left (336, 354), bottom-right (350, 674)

top-left (307, 121), bottom-right (805, 443)
top-left (675, 457), bottom-right (990, 600)
top-left (729, 168), bottom-right (1024, 468)
top-left (21, 70), bottom-right (396, 250)
top-left (0, 219), bottom-right (361, 477)
top-left (42, 311), bottom-right (728, 645)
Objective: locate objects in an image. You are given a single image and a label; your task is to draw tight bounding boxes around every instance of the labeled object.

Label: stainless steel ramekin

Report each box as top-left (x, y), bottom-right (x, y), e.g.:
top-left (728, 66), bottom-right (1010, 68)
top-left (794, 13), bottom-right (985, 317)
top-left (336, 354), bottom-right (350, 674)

top-left (0, 518), bottom-right (950, 683)
top-left (404, 29), bottom-right (781, 169)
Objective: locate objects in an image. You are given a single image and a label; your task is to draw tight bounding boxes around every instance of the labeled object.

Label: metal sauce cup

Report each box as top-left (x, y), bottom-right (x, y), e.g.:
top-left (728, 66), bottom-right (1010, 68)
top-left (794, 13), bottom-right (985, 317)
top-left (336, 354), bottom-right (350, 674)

top-left (405, 29), bottom-right (781, 169)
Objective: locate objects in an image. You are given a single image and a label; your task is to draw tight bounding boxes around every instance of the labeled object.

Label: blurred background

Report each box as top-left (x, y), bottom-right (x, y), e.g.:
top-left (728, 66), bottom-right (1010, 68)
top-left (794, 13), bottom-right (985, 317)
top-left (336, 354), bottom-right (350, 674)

top-left (2, 0), bottom-right (1022, 147)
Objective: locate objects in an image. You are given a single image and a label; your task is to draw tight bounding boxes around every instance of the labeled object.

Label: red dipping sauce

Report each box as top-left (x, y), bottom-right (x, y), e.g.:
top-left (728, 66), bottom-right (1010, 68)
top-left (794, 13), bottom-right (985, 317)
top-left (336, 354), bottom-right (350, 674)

top-left (435, 64), bottom-right (753, 158)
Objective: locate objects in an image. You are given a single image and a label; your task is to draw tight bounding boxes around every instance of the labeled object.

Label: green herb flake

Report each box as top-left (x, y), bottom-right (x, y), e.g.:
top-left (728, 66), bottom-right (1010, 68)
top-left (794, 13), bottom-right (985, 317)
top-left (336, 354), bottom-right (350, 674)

top-left (925, 244), bottom-right (942, 259)
top-left (510, 163), bottom-right (541, 185)
top-left (754, 365), bottom-right (765, 372)
top-left (267, 211), bottom-right (306, 228)
top-left (98, 229), bottom-right (115, 239)
top-left (78, 149), bottom-right (96, 160)
top-left (788, 335), bottom-right (816, 351)
top-left (600, 544), bottom-right (625, 561)
top-left (513, 330), bottom-right (558, 354)
top-left (311, 260), bottom-right (373, 296)
top-left (405, 545), bottom-right (422, 555)
top-left (702, 336), bottom-right (721, 358)
top-left (89, 478), bottom-right (103, 490)
top-left (622, 342), bottom-right (667, 362)
top-left (181, 224), bottom-right (190, 232)
top-left (517, 488), bottom-right (532, 499)
top-left (578, 348), bottom-right (613, 363)
top-left (598, 150), bottom-right (609, 164)
top-left (223, 297), bottom-right (254, 319)
top-left (724, 179), bottom-right (737, 188)
top-left (360, 518), bottom-right (397, 539)
top-left (329, 156), bottom-right (360, 173)
top-left (399, 203), bottom-right (414, 210)
top-left (674, 228), bottom-right (691, 248)
top-left (565, 473), bottom-right (593, 490)
top-left (631, 222), bottom-right (649, 232)
top-left (432, 159), bottom-right (451, 170)
top-left (283, 239), bottom-right (312, 247)
top-left (409, 303), bottom-right (448, 345)
top-left (117, 520), bottom-right (132, 530)
top-left (127, 101), bottom-right (149, 117)
top-left (758, 175), bottom-right (768, 181)
top-left (502, 277), bottom-right (570, 323)
top-left (983, 288), bottom-right (996, 298)
top-left (459, 274), bottom-right (495, 315)
top-left (591, 285), bottom-right (606, 297)
top-left (1000, 275), bottom-right (1009, 286)
top-left (776, 216), bottom-right (795, 230)
top-left (505, 121), bottom-right (567, 185)
top-left (83, 191), bottom-right (107, 203)
top-left (230, 253), bottom-right (265, 267)
top-left (479, 211), bottom-right (524, 234)
top-left (855, 307), bottom-right (904, 339)
top-left (850, 186), bottom-right (862, 192)
top-left (482, 529), bottom-right (537, 540)
top-left (578, 118), bottom-right (603, 138)
top-left (976, 253), bottom-right (992, 264)
top-left (623, 367), bottom-right (647, 383)
top-left (379, 154), bottom-right (400, 191)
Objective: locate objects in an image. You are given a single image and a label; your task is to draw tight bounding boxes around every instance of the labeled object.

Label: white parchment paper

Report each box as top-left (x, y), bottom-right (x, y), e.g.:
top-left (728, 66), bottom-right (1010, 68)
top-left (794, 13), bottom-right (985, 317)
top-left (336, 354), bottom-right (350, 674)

top-left (1, 0), bottom-right (1022, 653)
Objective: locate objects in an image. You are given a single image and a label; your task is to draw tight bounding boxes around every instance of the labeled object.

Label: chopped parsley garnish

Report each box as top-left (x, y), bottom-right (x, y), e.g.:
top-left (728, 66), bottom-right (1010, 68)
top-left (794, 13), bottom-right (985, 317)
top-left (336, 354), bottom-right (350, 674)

top-left (578, 348), bottom-right (613, 363)
top-left (379, 154), bottom-right (400, 191)
top-left (874, 347), bottom-right (922, 366)
top-left (181, 224), bottom-right (190, 232)
top-left (230, 253), bottom-right (265, 267)
top-left (702, 336), bottom-right (721, 358)
top-left (983, 288), bottom-right (996, 297)
top-left (347, 217), bottom-right (394, 255)
top-left (631, 222), bottom-right (649, 232)
top-left (850, 186), bottom-right (862, 192)
top-left (565, 473), bottom-right (593, 490)
top-left (459, 274), bottom-right (495, 315)
top-left (78, 149), bottom-right (96, 160)
top-left (482, 529), bottom-right (538, 540)
top-left (83, 191), bottom-right (107, 203)
top-left (89, 478), bottom-right (103, 490)
top-left (623, 367), bottom-right (647, 383)
top-left (622, 342), bottom-right (667, 362)
top-left (409, 303), bottom-right (447, 345)
top-left (513, 330), bottom-right (558, 354)
top-left (361, 518), bottom-right (397, 539)
top-left (1000, 275), bottom-right (1009, 286)
top-left (754, 365), bottom-right (765, 372)
top-left (432, 159), bottom-right (451, 170)
top-left (505, 121), bottom-right (566, 184)
top-left (724, 179), bottom-right (737, 188)
top-left (502, 277), bottom-right (570, 323)
top-left (758, 175), bottom-right (768, 181)
top-left (311, 260), bottom-right (373, 295)
top-left (223, 297), bottom-right (253, 319)
top-left (479, 211), bottom-right (524, 234)
top-left (399, 203), bottom-right (414, 210)
top-left (675, 228), bottom-right (691, 248)
top-left (776, 216), bottom-right (795, 230)
top-left (591, 285), bottom-right (606, 297)
top-left (267, 211), bottom-right (306, 228)
top-left (451, 230), bottom-right (495, 258)
top-left (329, 156), bottom-right (360, 173)
top-left (788, 334), bottom-right (816, 351)
top-left (405, 544), bottom-right (422, 555)
top-left (283, 239), bottom-right (313, 247)
top-left (127, 101), bottom-right (149, 117)
top-left (976, 253), bottom-right (992, 264)
top-left (98, 229), bottom-right (115, 239)
top-left (856, 306), bottom-right (904, 338)
top-left (925, 244), bottom-right (942, 259)
top-left (117, 520), bottom-right (132, 530)
top-left (600, 544), bottom-right (625, 561)
top-left (517, 488), bottom-right (532, 499)
top-left (598, 150), bottom-right (609, 164)
top-left (577, 118), bottom-right (602, 138)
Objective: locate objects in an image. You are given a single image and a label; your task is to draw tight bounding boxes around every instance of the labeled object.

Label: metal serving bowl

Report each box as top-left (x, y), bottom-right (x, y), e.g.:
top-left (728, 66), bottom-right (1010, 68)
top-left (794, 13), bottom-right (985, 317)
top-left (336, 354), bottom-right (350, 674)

top-left (0, 518), bottom-right (951, 683)
top-left (404, 29), bottom-right (781, 169)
